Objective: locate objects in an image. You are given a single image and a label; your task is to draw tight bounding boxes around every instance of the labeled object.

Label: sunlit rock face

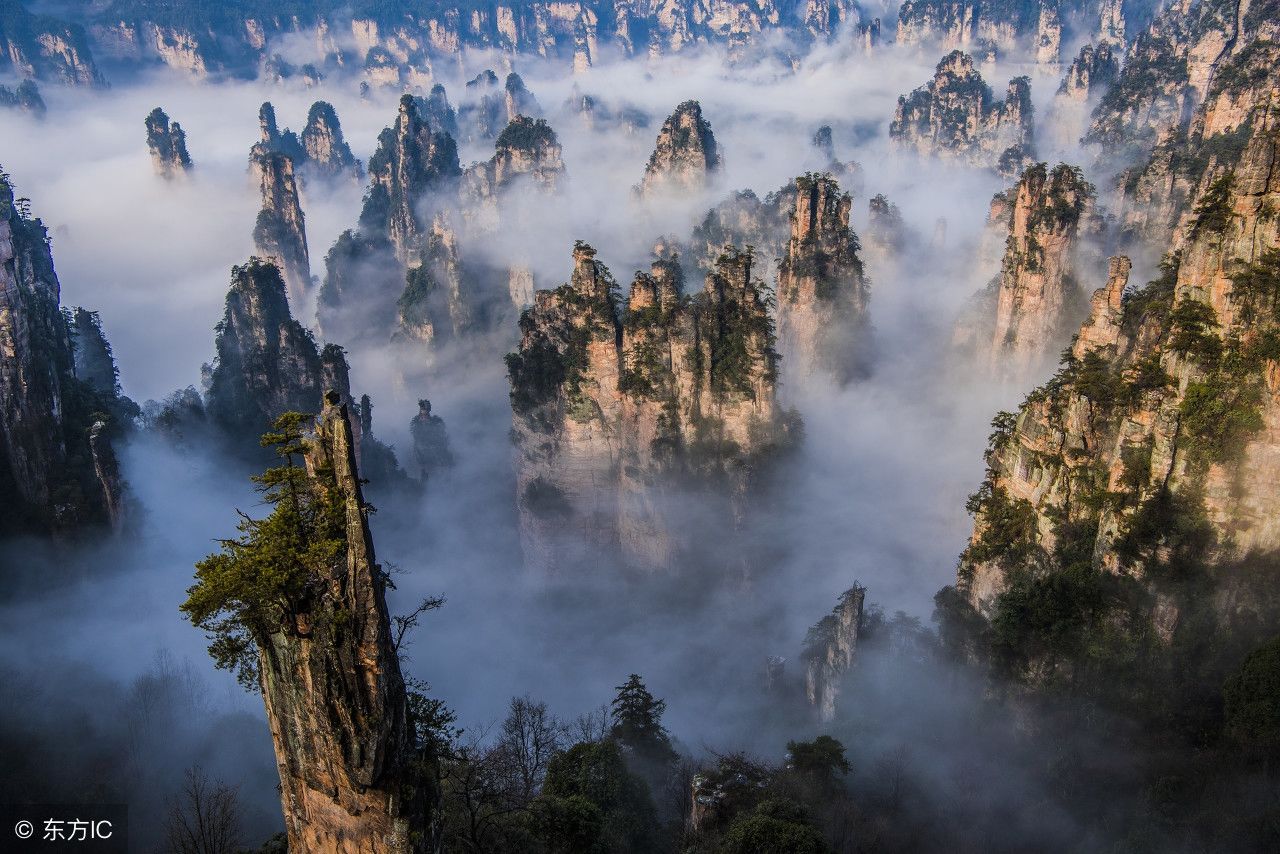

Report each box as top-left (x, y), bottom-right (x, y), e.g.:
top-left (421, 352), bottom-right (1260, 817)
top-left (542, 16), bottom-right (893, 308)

top-left (361, 94), bottom-right (462, 265)
top-left (300, 101), bottom-right (362, 181)
top-left (1085, 0), bottom-right (1279, 161)
top-left (1104, 5), bottom-right (1280, 251)
top-left (258, 396), bottom-right (426, 854)
top-left (0, 3), bottom-right (104, 86)
top-left (775, 174), bottom-right (870, 385)
top-left (0, 176), bottom-right (130, 536)
top-left (954, 162), bottom-right (1099, 383)
top-left (637, 100), bottom-right (722, 197)
top-left (957, 89), bottom-right (1280, 662)
top-left (507, 242), bottom-right (797, 577)
top-left (889, 50), bottom-right (1035, 175)
top-left (1057, 42), bottom-right (1118, 103)
top-left (144, 107), bottom-right (192, 178)
top-left (895, 0), bottom-right (1053, 61)
top-left (249, 147), bottom-right (311, 305)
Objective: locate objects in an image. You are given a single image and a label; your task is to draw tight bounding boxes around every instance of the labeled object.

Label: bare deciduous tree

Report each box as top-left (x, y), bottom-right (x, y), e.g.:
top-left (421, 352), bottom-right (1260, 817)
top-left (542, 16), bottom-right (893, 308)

top-left (497, 695), bottom-right (567, 801)
top-left (571, 703), bottom-right (610, 744)
top-left (163, 765), bottom-right (243, 854)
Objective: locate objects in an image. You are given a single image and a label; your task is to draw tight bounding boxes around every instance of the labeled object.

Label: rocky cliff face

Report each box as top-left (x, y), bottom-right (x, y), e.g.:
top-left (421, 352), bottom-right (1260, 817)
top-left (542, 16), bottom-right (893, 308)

top-left (361, 94), bottom-right (461, 264)
top-left (1108, 7), bottom-right (1280, 250)
top-left (1085, 0), bottom-right (1274, 158)
top-left (507, 242), bottom-right (795, 576)
top-left (0, 79), bottom-right (44, 114)
top-left (0, 172), bottom-right (130, 536)
top-left (249, 147), bottom-right (311, 304)
top-left (890, 50), bottom-right (1035, 174)
top-left (205, 259), bottom-right (349, 448)
top-left (301, 101), bottom-right (362, 181)
top-left (28, 0), bottom-right (880, 86)
top-left (1057, 42), bottom-right (1118, 102)
top-left (896, 0), bottom-right (1052, 60)
top-left (394, 216), bottom-right (475, 345)
top-left (775, 174), bottom-right (869, 384)
top-left (955, 98), bottom-right (1280, 673)
top-left (955, 162), bottom-right (1097, 381)
top-left (462, 116), bottom-right (566, 235)
top-left (0, 3), bottom-right (104, 86)
top-left (144, 107), bottom-right (192, 179)
top-left (638, 100), bottom-right (722, 197)
top-left (259, 395), bottom-right (425, 853)
top-left (803, 586), bottom-right (864, 722)
top-left (469, 116), bottom-right (565, 197)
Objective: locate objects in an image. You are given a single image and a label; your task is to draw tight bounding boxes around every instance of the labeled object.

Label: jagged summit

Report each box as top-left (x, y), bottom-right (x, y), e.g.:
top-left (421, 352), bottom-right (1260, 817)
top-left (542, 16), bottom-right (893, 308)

top-left (360, 94), bottom-right (461, 262)
top-left (301, 101), bottom-right (362, 179)
top-left (637, 100), bottom-right (721, 197)
top-left (205, 259), bottom-right (351, 448)
top-left (890, 50), bottom-right (1035, 174)
top-left (507, 240), bottom-right (795, 576)
top-left (256, 102), bottom-right (305, 163)
top-left (1058, 42), bottom-right (1118, 102)
top-left (954, 162), bottom-right (1097, 380)
top-left (775, 173), bottom-right (870, 383)
top-left (1, 170), bottom-right (133, 536)
top-left (249, 149), bottom-right (311, 304)
top-left (145, 107), bottom-right (192, 178)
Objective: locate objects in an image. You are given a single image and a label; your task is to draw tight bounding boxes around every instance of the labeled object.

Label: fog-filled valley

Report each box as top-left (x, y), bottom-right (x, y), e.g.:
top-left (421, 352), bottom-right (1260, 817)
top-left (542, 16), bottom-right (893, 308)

top-left (4, 0), bottom-right (1280, 851)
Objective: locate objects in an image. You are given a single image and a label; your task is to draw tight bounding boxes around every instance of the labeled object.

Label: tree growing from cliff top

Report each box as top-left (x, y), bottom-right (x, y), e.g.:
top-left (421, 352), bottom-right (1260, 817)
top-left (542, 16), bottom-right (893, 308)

top-left (180, 411), bottom-right (344, 689)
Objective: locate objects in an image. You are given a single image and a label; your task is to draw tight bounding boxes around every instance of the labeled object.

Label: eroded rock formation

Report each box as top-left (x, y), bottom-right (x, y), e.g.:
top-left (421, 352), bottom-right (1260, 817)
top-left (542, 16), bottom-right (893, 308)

top-left (0, 3), bottom-right (104, 86)
top-left (638, 100), bottom-right (722, 197)
top-left (362, 94), bottom-right (462, 263)
top-left (956, 96), bottom-right (1280, 666)
top-left (775, 174), bottom-right (869, 383)
top-left (464, 116), bottom-right (566, 216)
top-left (1108, 9), bottom-right (1280, 249)
top-left (145, 107), bottom-right (192, 178)
top-left (249, 147), bottom-right (311, 303)
top-left (890, 50), bottom-right (1035, 174)
top-left (1057, 42), bottom-right (1118, 102)
top-left (301, 101), bottom-right (362, 180)
top-left (205, 259), bottom-right (352, 447)
top-left (507, 242), bottom-right (796, 576)
top-left (0, 173), bottom-right (130, 536)
top-left (955, 162), bottom-right (1097, 380)
top-left (259, 394), bottom-right (426, 853)
top-left (896, 0), bottom-right (1052, 59)
top-left (803, 586), bottom-right (865, 722)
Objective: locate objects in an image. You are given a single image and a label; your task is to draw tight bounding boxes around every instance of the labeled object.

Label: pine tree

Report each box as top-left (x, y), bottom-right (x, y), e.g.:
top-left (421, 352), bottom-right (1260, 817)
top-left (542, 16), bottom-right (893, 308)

top-left (609, 674), bottom-right (677, 768)
top-left (180, 411), bottom-right (345, 689)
